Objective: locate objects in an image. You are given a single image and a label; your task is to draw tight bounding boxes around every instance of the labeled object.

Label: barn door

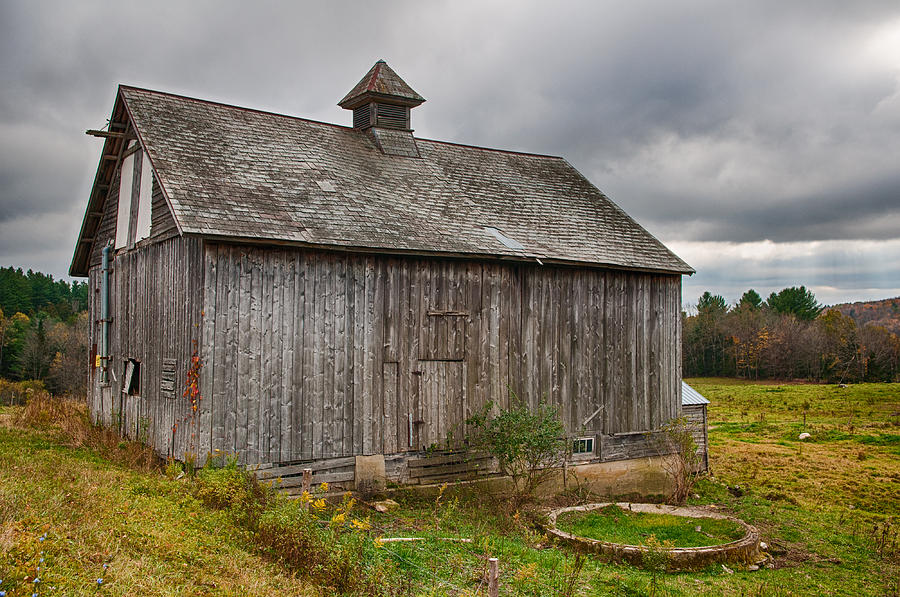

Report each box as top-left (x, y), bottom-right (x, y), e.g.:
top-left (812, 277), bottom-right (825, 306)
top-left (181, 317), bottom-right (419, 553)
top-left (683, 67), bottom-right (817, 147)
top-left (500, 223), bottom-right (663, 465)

top-left (415, 361), bottom-right (466, 450)
top-left (413, 262), bottom-right (469, 450)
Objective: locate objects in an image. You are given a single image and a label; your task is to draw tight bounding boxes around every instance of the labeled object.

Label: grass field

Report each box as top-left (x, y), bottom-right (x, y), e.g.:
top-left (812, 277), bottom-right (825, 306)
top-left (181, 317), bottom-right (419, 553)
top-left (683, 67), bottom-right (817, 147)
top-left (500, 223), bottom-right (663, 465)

top-left (1, 380), bottom-right (898, 596)
top-left (555, 505), bottom-right (745, 547)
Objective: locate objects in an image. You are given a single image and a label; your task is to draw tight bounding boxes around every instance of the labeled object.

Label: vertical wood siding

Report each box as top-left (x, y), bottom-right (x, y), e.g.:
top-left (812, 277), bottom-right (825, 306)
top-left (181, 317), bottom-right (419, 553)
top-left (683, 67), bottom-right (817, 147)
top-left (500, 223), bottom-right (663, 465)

top-left (86, 236), bottom-right (204, 459)
top-left (194, 244), bottom-right (683, 465)
top-left (683, 404), bottom-right (709, 471)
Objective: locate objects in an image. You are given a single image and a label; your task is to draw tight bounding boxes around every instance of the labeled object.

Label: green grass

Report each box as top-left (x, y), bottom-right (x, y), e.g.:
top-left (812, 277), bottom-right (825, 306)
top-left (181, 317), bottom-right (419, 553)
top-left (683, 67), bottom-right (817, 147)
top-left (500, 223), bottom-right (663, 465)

top-left (0, 406), bottom-right (315, 596)
top-left (359, 380), bottom-right (900, 595)
top-left (555, 505), bottom-right (745, 547)
top-left (2, 380), bottom-right (899, 596)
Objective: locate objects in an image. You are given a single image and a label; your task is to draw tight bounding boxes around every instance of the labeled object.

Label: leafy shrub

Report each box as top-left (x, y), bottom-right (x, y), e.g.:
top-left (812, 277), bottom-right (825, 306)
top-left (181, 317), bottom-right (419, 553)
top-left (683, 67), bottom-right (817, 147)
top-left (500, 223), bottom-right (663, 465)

top-left (467, 395), bottom-right (566, 503)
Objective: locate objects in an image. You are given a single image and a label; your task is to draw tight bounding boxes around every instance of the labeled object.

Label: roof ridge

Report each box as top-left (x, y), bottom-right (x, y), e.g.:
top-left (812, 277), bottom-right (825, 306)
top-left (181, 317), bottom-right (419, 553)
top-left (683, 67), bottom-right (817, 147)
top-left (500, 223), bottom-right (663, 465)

top-left (118, 84), bottom-right (356, 132)
top-left (119, 85), bottom-right (565, 160)
top-left (417, 136), bottom-right (565, 160)
top-left (366, 61), bottom-right (383, 92)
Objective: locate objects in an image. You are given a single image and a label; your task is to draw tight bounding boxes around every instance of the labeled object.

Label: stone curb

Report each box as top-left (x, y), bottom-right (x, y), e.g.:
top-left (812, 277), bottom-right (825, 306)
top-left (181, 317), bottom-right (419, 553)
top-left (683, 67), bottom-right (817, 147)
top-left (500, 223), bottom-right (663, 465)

top-left (542, 502), bottom-right (761, 571)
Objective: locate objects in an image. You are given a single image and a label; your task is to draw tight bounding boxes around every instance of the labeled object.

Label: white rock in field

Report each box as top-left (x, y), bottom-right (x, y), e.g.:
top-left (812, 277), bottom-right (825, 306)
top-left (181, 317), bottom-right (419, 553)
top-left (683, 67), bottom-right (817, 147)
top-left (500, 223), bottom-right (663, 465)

top-left (760, 541), bottom-right (768, 551)
top-left (798, 432), bottom-right (811, 440)
top-left (748, 565), bottom-right (759, 571)
top-left (373, 499), bottom-right (400, 513)
top-left (722, 564), bottom-right (734, 574)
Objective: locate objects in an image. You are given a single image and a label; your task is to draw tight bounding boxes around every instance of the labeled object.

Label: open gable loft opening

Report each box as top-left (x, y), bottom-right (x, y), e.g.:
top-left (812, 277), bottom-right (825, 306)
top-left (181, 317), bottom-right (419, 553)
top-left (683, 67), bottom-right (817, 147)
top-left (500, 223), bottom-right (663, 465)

top-left (115, 140), bottom-right (154, 249)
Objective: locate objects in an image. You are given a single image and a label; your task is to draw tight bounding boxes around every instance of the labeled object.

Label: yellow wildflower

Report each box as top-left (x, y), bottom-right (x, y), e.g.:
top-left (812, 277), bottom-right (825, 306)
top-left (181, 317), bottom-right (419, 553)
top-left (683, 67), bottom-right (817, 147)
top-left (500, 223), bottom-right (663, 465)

top-left (351, 517), bottom-right (372, 531)
top-left (313, 498), bottom-right (327, 511)
top-left (515, 562), bottom-right (538, 582)
top-left (331, 512), bottom-right (347, 525)
top-left (319, 482), bottom-right (329, 492)
top-left (299, 491), bottom-right (311, 503)
top-left (373, 536), bottom-right (385, 548)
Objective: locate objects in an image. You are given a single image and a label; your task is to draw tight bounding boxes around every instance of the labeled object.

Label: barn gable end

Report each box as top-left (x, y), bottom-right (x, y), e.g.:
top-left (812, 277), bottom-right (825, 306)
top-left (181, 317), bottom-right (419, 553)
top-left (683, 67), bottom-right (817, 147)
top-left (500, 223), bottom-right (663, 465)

top-left (74, 90), bottom-right (180, 275)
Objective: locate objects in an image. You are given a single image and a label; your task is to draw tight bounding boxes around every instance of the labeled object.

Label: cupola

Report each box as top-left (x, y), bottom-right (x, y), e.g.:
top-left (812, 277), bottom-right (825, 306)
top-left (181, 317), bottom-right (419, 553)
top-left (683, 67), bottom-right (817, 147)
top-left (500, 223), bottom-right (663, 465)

top-left (339, 60), bottom-right (425, 131)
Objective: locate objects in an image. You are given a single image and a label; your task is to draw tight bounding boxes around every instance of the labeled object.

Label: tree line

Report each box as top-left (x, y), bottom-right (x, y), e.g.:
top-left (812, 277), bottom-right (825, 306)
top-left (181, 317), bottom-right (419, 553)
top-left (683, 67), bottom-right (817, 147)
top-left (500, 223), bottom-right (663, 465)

top-left (683, 286), bottom-right (900, 382)
top-left (4, 264), bottom-right (899, 395)
top-left (0, 266), bottom-right (88, 319)
top-left (0, 267), bottom-right (89, 394)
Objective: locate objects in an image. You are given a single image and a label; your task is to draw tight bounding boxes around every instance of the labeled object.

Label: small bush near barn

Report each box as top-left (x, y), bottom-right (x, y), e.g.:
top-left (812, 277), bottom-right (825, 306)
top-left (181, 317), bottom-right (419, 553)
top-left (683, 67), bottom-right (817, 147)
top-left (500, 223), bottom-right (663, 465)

top-left (466, 397), bottom-right (566, 504)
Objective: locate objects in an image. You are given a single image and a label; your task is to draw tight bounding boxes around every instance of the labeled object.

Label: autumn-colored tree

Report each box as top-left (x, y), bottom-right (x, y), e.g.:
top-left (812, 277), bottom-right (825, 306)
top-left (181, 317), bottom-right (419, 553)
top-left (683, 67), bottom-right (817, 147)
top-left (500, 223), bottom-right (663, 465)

top-left (859, 324), bottom-right (899, 382)
top-left (814, 309), bottom-right (861, 382)
top-left (683, 288), bottom-right (898, 382)
top-left (730, 304), bottom-right (770, 379)
top-left (685, 292), bottom-right (731, 376)
top-left (47, 311), bottom-right (90, 395)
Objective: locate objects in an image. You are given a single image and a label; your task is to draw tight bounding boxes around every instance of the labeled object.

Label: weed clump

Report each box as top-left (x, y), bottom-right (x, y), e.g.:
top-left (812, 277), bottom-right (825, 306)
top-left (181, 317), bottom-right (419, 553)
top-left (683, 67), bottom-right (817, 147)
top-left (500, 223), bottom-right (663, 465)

top-left (190, 459), bottom-right (393, 594)
top-left (193, 453), bottom-right (273, 527)
top-left (255, 492), bottom-right (392, 594)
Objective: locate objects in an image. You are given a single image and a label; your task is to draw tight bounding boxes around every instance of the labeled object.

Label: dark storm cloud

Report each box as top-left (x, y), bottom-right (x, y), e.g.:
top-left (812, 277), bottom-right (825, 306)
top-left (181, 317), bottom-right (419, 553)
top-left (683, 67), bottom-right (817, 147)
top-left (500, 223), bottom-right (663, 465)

top-left (410, 1), bottom-right (900, 243)
top-left (602, 170), bottom-right (900, 243)
top-left (1, 0), bottom-right (899, 293)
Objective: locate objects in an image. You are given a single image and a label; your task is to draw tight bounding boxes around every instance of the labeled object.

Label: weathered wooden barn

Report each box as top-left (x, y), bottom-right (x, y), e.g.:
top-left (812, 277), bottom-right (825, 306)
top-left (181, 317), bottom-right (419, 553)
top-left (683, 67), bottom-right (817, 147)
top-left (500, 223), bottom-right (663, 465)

top-left (71, 61), bottom-right (694, 489)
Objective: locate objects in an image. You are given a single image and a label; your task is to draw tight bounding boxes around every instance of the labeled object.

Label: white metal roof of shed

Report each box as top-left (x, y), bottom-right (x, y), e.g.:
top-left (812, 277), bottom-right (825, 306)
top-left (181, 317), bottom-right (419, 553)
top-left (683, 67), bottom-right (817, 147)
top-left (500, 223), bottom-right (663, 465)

top-left (682, 382), bottom-right (710, 406)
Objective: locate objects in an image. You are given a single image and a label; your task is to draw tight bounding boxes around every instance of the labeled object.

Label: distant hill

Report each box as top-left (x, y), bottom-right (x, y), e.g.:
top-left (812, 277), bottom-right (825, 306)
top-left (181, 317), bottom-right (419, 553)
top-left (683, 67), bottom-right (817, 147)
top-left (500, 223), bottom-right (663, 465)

top-left (831, 296), bottom-right (900, 335)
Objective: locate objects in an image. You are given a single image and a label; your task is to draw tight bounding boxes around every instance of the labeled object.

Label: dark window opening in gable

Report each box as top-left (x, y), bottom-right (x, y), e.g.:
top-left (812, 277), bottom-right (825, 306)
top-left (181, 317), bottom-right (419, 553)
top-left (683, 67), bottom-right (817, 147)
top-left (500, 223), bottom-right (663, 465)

top-left (375, 103), bottom-right (408, 129)
top-left (123, 358), bottom-right (141, 396)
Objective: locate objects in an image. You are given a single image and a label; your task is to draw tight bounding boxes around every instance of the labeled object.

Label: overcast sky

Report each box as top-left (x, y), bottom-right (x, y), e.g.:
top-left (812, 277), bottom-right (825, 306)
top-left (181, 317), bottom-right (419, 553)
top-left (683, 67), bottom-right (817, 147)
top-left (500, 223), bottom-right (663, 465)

top-left (2, 0), bottom-right (899, 308)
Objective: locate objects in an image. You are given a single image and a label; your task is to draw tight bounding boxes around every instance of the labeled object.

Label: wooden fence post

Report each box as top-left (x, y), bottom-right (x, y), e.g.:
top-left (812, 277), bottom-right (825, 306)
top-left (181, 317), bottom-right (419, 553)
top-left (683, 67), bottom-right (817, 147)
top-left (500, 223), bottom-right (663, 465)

top-left (488, 557), bottom-right (499, 597)
top-left (301, 468), bottom-right (312, 511)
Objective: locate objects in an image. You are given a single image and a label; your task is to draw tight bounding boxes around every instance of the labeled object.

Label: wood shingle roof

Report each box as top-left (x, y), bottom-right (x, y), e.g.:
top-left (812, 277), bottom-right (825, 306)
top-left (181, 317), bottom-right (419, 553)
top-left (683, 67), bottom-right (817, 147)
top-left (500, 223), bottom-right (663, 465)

top-left (72, 82), bottom-right (693, 276)
top-left (338, 59), bottom-right (425, 109)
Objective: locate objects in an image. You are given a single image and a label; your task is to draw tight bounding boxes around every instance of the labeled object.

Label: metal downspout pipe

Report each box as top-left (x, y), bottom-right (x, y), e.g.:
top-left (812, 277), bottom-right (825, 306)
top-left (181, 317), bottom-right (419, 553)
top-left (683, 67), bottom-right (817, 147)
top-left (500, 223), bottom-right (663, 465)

top-left (100, 242), bottom-right (111, 384)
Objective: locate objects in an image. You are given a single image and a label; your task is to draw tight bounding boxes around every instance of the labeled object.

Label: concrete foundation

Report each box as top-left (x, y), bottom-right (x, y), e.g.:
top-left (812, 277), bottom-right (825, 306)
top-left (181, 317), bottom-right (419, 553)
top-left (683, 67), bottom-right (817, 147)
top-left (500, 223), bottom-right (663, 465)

top-left (355, 454), bottom-right (386, 492)
top-left (546, 455), bottom-right (675, 498)
top-left (378, 454), bottom-right (675, 502)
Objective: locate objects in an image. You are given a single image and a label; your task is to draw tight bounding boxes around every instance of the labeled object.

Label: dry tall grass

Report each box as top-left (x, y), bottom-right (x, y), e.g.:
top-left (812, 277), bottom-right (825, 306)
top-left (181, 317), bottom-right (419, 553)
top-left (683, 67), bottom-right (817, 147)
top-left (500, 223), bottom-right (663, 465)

top-left (10, 390), bottom-right (161, 472)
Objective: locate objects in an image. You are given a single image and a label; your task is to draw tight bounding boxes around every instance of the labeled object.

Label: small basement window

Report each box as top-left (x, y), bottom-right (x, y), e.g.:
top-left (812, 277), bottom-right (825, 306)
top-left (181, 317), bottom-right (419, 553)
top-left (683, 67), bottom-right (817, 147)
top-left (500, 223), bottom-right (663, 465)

top-left (123, 358), bottom-right (141, 396)
top-left (572, 436), bottom-right (594, 455)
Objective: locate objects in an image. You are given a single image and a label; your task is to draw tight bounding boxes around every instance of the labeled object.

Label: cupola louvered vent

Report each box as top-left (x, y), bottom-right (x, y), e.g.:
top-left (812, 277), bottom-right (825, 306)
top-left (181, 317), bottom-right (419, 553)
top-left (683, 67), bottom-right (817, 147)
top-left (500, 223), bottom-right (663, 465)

top-left (340, 60), bottom-right (425, 131)
top-left (353, 104), bottom-right (371, 129)
top-left (375, 103), bottom-right (408, 129)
